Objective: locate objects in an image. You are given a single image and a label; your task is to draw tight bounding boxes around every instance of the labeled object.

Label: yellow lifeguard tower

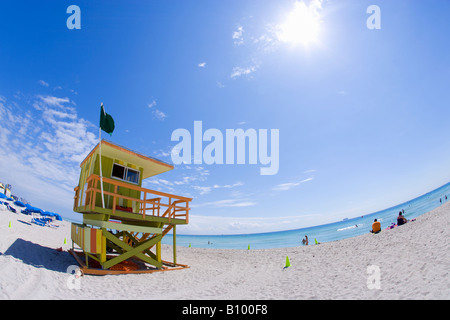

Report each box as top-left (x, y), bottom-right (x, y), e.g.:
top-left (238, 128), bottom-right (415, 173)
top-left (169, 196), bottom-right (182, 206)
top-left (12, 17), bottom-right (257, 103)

top-left (70, 140), bottom-right (191, 275)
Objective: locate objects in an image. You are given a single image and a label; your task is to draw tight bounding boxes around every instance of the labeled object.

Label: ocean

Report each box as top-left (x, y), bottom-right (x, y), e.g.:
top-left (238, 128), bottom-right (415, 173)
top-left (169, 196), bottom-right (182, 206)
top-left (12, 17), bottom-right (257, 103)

top-left (163, 182), bottom-right (450, 249)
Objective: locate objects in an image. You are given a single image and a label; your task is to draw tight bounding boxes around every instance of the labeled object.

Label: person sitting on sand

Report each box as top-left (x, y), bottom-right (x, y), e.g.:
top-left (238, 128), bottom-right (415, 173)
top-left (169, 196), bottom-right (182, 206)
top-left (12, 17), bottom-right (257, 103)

top-left (302, 235), bottom-right (309, 246)
top-left (397, 211), bottom-right (407, 226)
top-left (370, 219), bottom-right (381, 234)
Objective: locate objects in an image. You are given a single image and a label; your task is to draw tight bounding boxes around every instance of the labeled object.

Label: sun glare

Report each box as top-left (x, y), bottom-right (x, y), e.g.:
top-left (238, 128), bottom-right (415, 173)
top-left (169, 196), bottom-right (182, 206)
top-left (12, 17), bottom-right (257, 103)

top-left (277, 1), bottom-right (322, 46)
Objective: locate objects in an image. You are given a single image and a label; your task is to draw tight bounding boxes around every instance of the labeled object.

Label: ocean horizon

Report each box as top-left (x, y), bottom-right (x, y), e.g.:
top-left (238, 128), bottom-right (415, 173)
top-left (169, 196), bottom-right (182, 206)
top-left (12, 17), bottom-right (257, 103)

top-left (163, 182), bottom-right (450, 249)
top-left (65, 182), bottom-right (450, 250)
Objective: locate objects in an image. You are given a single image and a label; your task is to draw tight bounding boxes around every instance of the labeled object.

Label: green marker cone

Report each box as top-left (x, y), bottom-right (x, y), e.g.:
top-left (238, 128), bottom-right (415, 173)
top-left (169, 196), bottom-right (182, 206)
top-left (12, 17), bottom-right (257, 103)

top-left (285, 256), bottom-right (291, 268)
top-left (248, 244), bottom-right (250, 250)
top-left (8, 221), bottom-right (11, 228)
top-left (315, 238), bottom-right (318, 245)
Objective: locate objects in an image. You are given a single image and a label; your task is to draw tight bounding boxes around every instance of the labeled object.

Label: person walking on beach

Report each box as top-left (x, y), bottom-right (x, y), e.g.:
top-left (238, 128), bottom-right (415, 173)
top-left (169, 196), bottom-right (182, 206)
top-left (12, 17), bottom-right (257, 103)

top-left (397, 211), bottom-right (407, 226)
top-left (302, 235), bottom-right (309, 246)
top-left (370, 219), bottom-right (381, 234)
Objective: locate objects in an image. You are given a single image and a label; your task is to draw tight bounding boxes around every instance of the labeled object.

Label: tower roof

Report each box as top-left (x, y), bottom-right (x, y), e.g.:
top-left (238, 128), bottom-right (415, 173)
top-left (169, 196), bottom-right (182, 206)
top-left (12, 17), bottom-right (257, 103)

top-left (80, 140), bottom-right (173, 179)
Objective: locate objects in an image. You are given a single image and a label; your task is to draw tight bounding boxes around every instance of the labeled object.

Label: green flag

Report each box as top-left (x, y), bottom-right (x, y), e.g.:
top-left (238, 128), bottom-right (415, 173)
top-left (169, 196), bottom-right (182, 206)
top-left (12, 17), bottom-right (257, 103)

top-left (100, 104), bottom-right (115, 135)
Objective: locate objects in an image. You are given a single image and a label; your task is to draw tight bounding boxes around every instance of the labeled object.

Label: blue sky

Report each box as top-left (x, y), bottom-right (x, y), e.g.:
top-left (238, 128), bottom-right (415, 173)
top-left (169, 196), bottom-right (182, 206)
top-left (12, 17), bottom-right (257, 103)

top-left (1, 0), bottom-right (450, 235)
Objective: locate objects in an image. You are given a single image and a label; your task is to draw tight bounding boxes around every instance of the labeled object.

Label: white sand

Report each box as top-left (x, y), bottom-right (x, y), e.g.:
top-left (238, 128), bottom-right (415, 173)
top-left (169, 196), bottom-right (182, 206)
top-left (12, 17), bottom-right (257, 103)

top-left (0, 202), bottom-right (449, 300)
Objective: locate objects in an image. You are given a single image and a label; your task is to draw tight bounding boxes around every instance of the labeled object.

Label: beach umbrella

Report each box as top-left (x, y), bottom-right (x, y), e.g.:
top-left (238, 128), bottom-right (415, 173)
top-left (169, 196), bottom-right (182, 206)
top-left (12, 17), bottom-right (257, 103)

top-left (43, 211), bottom-right (63, 221)
top-left (14, 201), bottom-right (26, 207)
top-left (23, 206), bottom-right (44, 215)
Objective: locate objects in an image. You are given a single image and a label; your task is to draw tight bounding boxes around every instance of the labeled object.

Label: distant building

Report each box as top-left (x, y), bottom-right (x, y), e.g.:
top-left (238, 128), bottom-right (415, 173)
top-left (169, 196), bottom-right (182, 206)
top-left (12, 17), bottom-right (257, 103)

top-left (0, 182), bottom-right (11, 198)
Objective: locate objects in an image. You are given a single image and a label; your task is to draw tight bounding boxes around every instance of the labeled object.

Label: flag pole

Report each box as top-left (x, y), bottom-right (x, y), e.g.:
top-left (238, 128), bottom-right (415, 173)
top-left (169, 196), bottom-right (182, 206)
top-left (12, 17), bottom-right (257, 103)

top-left (99, 103), bottom-right (105, 209)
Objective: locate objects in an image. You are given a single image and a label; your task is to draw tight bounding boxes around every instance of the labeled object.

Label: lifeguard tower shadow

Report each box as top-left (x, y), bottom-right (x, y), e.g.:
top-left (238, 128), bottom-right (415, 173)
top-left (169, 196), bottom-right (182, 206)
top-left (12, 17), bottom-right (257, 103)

top-left (70, 140), bottom-right (192, 275)
top-left (1, 238), bottom-right (75, 273)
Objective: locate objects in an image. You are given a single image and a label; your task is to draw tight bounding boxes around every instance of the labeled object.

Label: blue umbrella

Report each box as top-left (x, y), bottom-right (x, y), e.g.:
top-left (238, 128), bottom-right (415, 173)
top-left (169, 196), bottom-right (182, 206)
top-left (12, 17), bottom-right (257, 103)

top-left (14, 201), bottom-right (26, 207)
top-left (23, 206), bottom-right (44, 215)
top-left (0, 193), bottom-right (7, 199)
top-left (44, 212), bottom-right (63, 221)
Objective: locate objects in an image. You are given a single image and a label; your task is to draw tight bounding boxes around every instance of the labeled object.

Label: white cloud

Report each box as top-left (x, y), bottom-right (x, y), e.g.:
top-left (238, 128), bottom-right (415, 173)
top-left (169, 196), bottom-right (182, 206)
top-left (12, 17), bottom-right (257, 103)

top-left (214, 181), bottom-right (244, 189)
top-left (198, 62), bottom-right (206, 68)
top-left (154, 148), bottom-right (171, 158)
top-left (273, 177), bottom-right (314, 191)
top-left (230, 65), bottom-right (259, 79)
top-left (143, 165), bottom-right (211, 195)
top-left (191, 180), bottom-right (243, 195)
top-left (147, 178), bottom-right (174, 187)
top-left (0, 94), bottom-right (97, 218)
top-left (153, 109), bottom-right (167, 121)
top-left (192, 198), bottom-right (256, 208)
top-left (192, 185), bottom-right (212, 195)
top-left (37, 95), bottom-right (70, 108)
top-left (148, 100), bottom-right (157, 108)
top-left (232, 25), bottom-right (244, 46)
top-left (194, 166), bottom-right (210, 176)
top-left (173, 168), bottom-right (209, 185)
top-left (38, 80), bottom-right (49, 87)
top-left (253, 33), bottom-right (274, 46)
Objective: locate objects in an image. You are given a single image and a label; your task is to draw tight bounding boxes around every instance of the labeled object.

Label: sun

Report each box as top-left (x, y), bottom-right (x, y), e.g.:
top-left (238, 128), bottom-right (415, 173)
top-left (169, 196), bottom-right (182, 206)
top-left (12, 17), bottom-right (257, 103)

top-left (277, 1), bottom-right (322, 47)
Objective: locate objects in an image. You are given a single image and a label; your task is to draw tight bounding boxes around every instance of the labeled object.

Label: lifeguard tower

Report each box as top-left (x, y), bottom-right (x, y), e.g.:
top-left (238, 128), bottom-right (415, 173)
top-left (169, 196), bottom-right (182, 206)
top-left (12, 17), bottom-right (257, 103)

top-left (70, 140), bottom-right (191, 275)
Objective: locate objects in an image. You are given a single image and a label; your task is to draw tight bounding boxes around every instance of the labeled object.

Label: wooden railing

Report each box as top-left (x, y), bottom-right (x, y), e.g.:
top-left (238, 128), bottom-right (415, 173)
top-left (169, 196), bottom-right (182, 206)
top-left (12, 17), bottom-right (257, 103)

top-left (74, 174), bottom-right (191, 223)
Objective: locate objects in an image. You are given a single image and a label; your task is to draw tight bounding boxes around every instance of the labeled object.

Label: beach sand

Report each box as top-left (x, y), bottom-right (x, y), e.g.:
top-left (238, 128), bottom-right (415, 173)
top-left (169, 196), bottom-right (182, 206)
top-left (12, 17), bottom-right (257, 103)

top-left (0, 202), bottom-right (449, 300)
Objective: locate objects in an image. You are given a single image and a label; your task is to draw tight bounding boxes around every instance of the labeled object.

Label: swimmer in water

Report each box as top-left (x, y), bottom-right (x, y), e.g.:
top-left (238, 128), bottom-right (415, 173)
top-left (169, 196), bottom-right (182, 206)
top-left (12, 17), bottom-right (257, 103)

top-left (301, 235), bottom-right (309, 246)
